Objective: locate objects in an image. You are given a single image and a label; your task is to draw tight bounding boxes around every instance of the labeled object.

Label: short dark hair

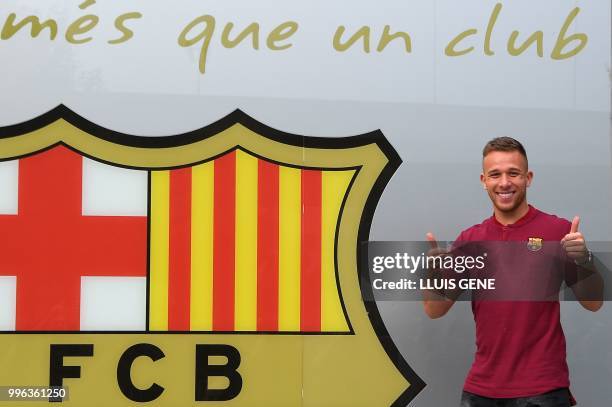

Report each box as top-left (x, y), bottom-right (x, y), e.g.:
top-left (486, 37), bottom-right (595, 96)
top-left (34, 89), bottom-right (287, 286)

top-left (482, 137), bottom-right (528, 164)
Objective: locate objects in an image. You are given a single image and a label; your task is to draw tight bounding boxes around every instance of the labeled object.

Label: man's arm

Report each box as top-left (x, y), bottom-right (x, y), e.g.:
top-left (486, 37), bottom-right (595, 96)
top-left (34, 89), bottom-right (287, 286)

top-left (561, 216), bottom-right (604, 312)
top-left (569, 262), bottom-right (604, 312)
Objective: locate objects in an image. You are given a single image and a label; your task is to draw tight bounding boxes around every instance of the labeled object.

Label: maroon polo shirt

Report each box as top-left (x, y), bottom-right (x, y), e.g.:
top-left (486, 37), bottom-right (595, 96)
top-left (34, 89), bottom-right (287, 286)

top-left (457, 205), bottom-right (574, 399)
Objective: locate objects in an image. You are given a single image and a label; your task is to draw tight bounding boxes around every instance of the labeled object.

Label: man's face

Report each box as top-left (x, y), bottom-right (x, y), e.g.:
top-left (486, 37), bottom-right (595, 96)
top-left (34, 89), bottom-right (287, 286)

top-left (480, 150), bottom-right (533, 214)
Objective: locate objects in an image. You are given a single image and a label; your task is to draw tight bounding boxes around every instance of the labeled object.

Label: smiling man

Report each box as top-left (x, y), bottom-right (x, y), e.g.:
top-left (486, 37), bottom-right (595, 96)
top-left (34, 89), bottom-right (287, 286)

top-left (423, 137), bottom-right (603, 407)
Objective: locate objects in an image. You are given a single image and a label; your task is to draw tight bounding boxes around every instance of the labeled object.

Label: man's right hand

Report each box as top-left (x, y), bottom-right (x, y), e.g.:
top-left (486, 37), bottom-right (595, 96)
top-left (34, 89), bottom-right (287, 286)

top-left (426, 232), bottom-right (447, 258)
top-left (423, 232), bottom-right (456, 319)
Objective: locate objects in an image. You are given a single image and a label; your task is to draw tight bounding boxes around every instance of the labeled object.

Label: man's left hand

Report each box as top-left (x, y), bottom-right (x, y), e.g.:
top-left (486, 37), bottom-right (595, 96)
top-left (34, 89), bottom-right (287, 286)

top-left (561, 216), bottom-right (589, 262)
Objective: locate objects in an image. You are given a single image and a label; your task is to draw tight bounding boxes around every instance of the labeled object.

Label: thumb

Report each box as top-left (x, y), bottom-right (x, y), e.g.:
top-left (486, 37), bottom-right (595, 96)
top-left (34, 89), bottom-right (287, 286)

top-left (426, 232), bottom-right (439, 249)
top-left (570, 216), bottom-right (580, 234)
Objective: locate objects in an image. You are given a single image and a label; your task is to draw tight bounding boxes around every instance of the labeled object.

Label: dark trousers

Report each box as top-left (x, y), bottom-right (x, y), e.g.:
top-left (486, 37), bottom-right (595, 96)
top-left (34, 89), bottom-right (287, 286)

top-left (460, 388), bottom-right (571, 407)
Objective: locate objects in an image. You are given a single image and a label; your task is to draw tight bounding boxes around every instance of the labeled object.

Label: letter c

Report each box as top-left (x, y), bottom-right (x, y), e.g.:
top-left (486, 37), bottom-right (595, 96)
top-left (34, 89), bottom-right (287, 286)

top-left (117, 343), bottom-right (165, 402)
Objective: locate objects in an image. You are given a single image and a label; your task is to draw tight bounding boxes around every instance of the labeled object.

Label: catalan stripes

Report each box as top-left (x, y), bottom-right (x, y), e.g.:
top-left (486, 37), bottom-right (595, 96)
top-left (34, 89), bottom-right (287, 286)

top-left (213, 152), bottom-right (236, 331)
top-left (235, 151), bottom-right (258, 331)
top-left (278, 166), bottom-right (301, 331)
top-left (168, 168), bottom-right (192, 331)
top-left (190, 162), bottom-right (214, 330)
top-left (150, 171), bottom-right (169, 330)
top-left (321, 171), bottom-right (353, 331)
top-left (301, 170), bottom-right (322, 332)
top-left (149, 150), bottom-right (353, 333)
top-left (257, 160), bottom-right (279, 331)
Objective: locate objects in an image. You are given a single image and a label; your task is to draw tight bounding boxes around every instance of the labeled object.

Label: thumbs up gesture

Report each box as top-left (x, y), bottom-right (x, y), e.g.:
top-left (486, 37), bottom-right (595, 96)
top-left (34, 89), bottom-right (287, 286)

top-left (426, 232), bottom-right (447, 258)
top-left (561, 216), bottom-right (589, 263)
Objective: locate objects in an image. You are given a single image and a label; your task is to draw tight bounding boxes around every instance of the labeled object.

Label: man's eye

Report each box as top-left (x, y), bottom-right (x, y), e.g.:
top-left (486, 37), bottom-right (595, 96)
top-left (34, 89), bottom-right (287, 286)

top-left (509, 172), bottom-right (520, 177)
top-left (489, 174), bottom-right (500, 178)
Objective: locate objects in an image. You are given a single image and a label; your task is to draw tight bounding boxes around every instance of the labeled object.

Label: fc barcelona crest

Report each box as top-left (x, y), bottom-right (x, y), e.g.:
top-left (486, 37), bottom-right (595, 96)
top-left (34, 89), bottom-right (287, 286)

top-left (527, 237), bottom-right (543, 252)
top-left (0, 106), bottom-right (423, 406)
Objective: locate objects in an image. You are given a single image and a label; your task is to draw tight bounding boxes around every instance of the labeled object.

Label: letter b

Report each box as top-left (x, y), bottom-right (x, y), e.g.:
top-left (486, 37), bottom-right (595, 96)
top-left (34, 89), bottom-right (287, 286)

top-left (195, 344), bottom-right (243, 401)
top-left (551, 7), bottom-right (588, 60)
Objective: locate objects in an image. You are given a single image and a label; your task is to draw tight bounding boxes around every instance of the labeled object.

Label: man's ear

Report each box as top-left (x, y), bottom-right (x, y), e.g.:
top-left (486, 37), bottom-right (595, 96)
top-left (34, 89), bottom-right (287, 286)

top-left (526, 170), bottom-right (533, 187)
top-left (480, 173), bottom-right (486, 189)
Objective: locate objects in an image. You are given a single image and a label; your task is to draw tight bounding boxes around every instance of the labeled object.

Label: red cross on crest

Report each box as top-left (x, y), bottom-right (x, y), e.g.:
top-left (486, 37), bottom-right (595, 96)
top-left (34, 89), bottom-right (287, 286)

top-left (0, 145), bottom-right (147, 330)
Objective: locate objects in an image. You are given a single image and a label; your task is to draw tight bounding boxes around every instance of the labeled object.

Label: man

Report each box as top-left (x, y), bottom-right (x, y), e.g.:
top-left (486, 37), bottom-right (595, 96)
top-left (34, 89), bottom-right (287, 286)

top-left (423, 137), bottom-right (603, 407)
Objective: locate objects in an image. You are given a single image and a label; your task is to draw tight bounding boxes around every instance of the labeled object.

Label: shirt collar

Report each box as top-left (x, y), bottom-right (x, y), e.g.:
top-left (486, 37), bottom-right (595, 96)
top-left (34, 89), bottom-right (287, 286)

top-left (490, 204), bottom-right (539, 228)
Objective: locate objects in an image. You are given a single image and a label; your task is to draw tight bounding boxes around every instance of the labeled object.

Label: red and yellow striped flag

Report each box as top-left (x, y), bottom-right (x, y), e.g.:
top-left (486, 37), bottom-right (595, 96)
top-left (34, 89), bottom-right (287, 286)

top-left (150, 149), bottom-right (354, 333)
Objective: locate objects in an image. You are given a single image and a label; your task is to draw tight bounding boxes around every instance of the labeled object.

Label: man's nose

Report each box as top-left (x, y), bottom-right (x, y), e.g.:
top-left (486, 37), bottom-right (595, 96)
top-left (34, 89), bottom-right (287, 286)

top-left (500, 174), bottom-right (512, 187)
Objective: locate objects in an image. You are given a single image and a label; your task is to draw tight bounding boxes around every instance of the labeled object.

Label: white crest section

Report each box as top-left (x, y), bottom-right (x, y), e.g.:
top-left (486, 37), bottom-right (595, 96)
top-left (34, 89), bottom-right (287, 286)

top-left (0, 277), bottom-right (17, 330)
top-left (0, 161), bottom-right (18, 215)
top-left (80, 277), bottom-right (146, 331)
top-left (82, 158), bottom-right (148, 216)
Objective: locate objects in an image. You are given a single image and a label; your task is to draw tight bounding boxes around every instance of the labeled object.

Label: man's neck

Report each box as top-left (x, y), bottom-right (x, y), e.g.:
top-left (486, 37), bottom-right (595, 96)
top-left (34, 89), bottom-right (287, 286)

top-left (494, 203), bottom-right (530, 226)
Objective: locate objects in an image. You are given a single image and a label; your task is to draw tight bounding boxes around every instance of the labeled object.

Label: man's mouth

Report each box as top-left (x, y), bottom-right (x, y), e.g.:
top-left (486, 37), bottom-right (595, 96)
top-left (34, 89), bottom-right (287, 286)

top-left (496, 191), bottom-right (515, 201)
